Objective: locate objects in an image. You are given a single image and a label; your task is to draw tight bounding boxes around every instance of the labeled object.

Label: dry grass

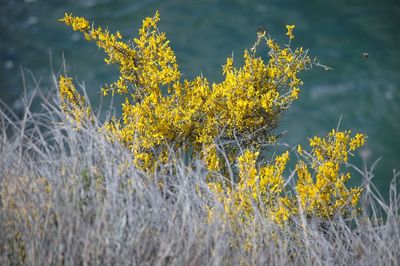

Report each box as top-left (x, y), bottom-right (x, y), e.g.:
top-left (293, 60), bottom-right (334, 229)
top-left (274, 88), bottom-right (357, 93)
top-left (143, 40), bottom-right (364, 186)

top-left (0, 85), bottom-right (399, 265)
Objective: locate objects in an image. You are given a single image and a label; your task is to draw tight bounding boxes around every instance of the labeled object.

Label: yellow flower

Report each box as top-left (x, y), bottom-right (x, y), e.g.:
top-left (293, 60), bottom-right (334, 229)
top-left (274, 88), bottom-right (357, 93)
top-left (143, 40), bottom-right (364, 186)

top-left (286, 25), bottom-right (295, 40)
top-left (295, 130), bottom-right (366, 219)
top-left (59, 13), bottom-right (90, 32)
top-left (350, 133), bottom-right (366, 151)
top-left (58, 75), bottom-right (92, 128)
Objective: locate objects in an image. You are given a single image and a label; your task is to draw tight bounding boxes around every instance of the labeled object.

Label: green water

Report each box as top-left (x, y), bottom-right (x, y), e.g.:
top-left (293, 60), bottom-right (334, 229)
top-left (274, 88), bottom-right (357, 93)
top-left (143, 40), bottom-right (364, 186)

top-left (1, 0), bottom-right (399, 195)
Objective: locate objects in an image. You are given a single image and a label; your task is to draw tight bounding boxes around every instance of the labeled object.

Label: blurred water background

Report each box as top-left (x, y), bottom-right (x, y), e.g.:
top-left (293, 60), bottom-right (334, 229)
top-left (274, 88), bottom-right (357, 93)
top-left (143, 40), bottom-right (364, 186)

top-left (1, 0), bottom-right (399, 196)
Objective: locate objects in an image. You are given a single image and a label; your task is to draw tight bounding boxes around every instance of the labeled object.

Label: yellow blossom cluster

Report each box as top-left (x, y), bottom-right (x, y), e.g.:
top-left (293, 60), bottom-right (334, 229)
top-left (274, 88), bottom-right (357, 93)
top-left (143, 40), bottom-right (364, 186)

top-left (216, 150), bottom-right (292, 224)
top-left (58, 12), bottom-right (365, 224)
top-left (286, 25), bottom-right (295, 40)
top-left (210, 130), bottom-right (365, 224)
top-left (60, 13), bottom-right (90, 32)
top-left (295, 130), bottom-right (366, 219)
top-left (58, 75), bottom-right (92, 127)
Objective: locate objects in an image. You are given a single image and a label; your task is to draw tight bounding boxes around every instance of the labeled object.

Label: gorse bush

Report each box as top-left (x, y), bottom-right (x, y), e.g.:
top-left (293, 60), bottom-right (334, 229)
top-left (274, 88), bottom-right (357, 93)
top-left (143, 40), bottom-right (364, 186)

top-left (59, 11), bottom-right (307, 170)
top-left (58, 11), bottom-right (365, 224)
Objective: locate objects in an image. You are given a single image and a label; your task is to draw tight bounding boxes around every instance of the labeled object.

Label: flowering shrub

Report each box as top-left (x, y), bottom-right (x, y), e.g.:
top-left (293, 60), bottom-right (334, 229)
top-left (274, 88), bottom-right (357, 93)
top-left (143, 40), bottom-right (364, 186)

top-left (209, 130), bottom-right (365, 225)
top-left (58, 12), bottom-right (365, 224)
top-left (295, 130), bottom-right (365, 219)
